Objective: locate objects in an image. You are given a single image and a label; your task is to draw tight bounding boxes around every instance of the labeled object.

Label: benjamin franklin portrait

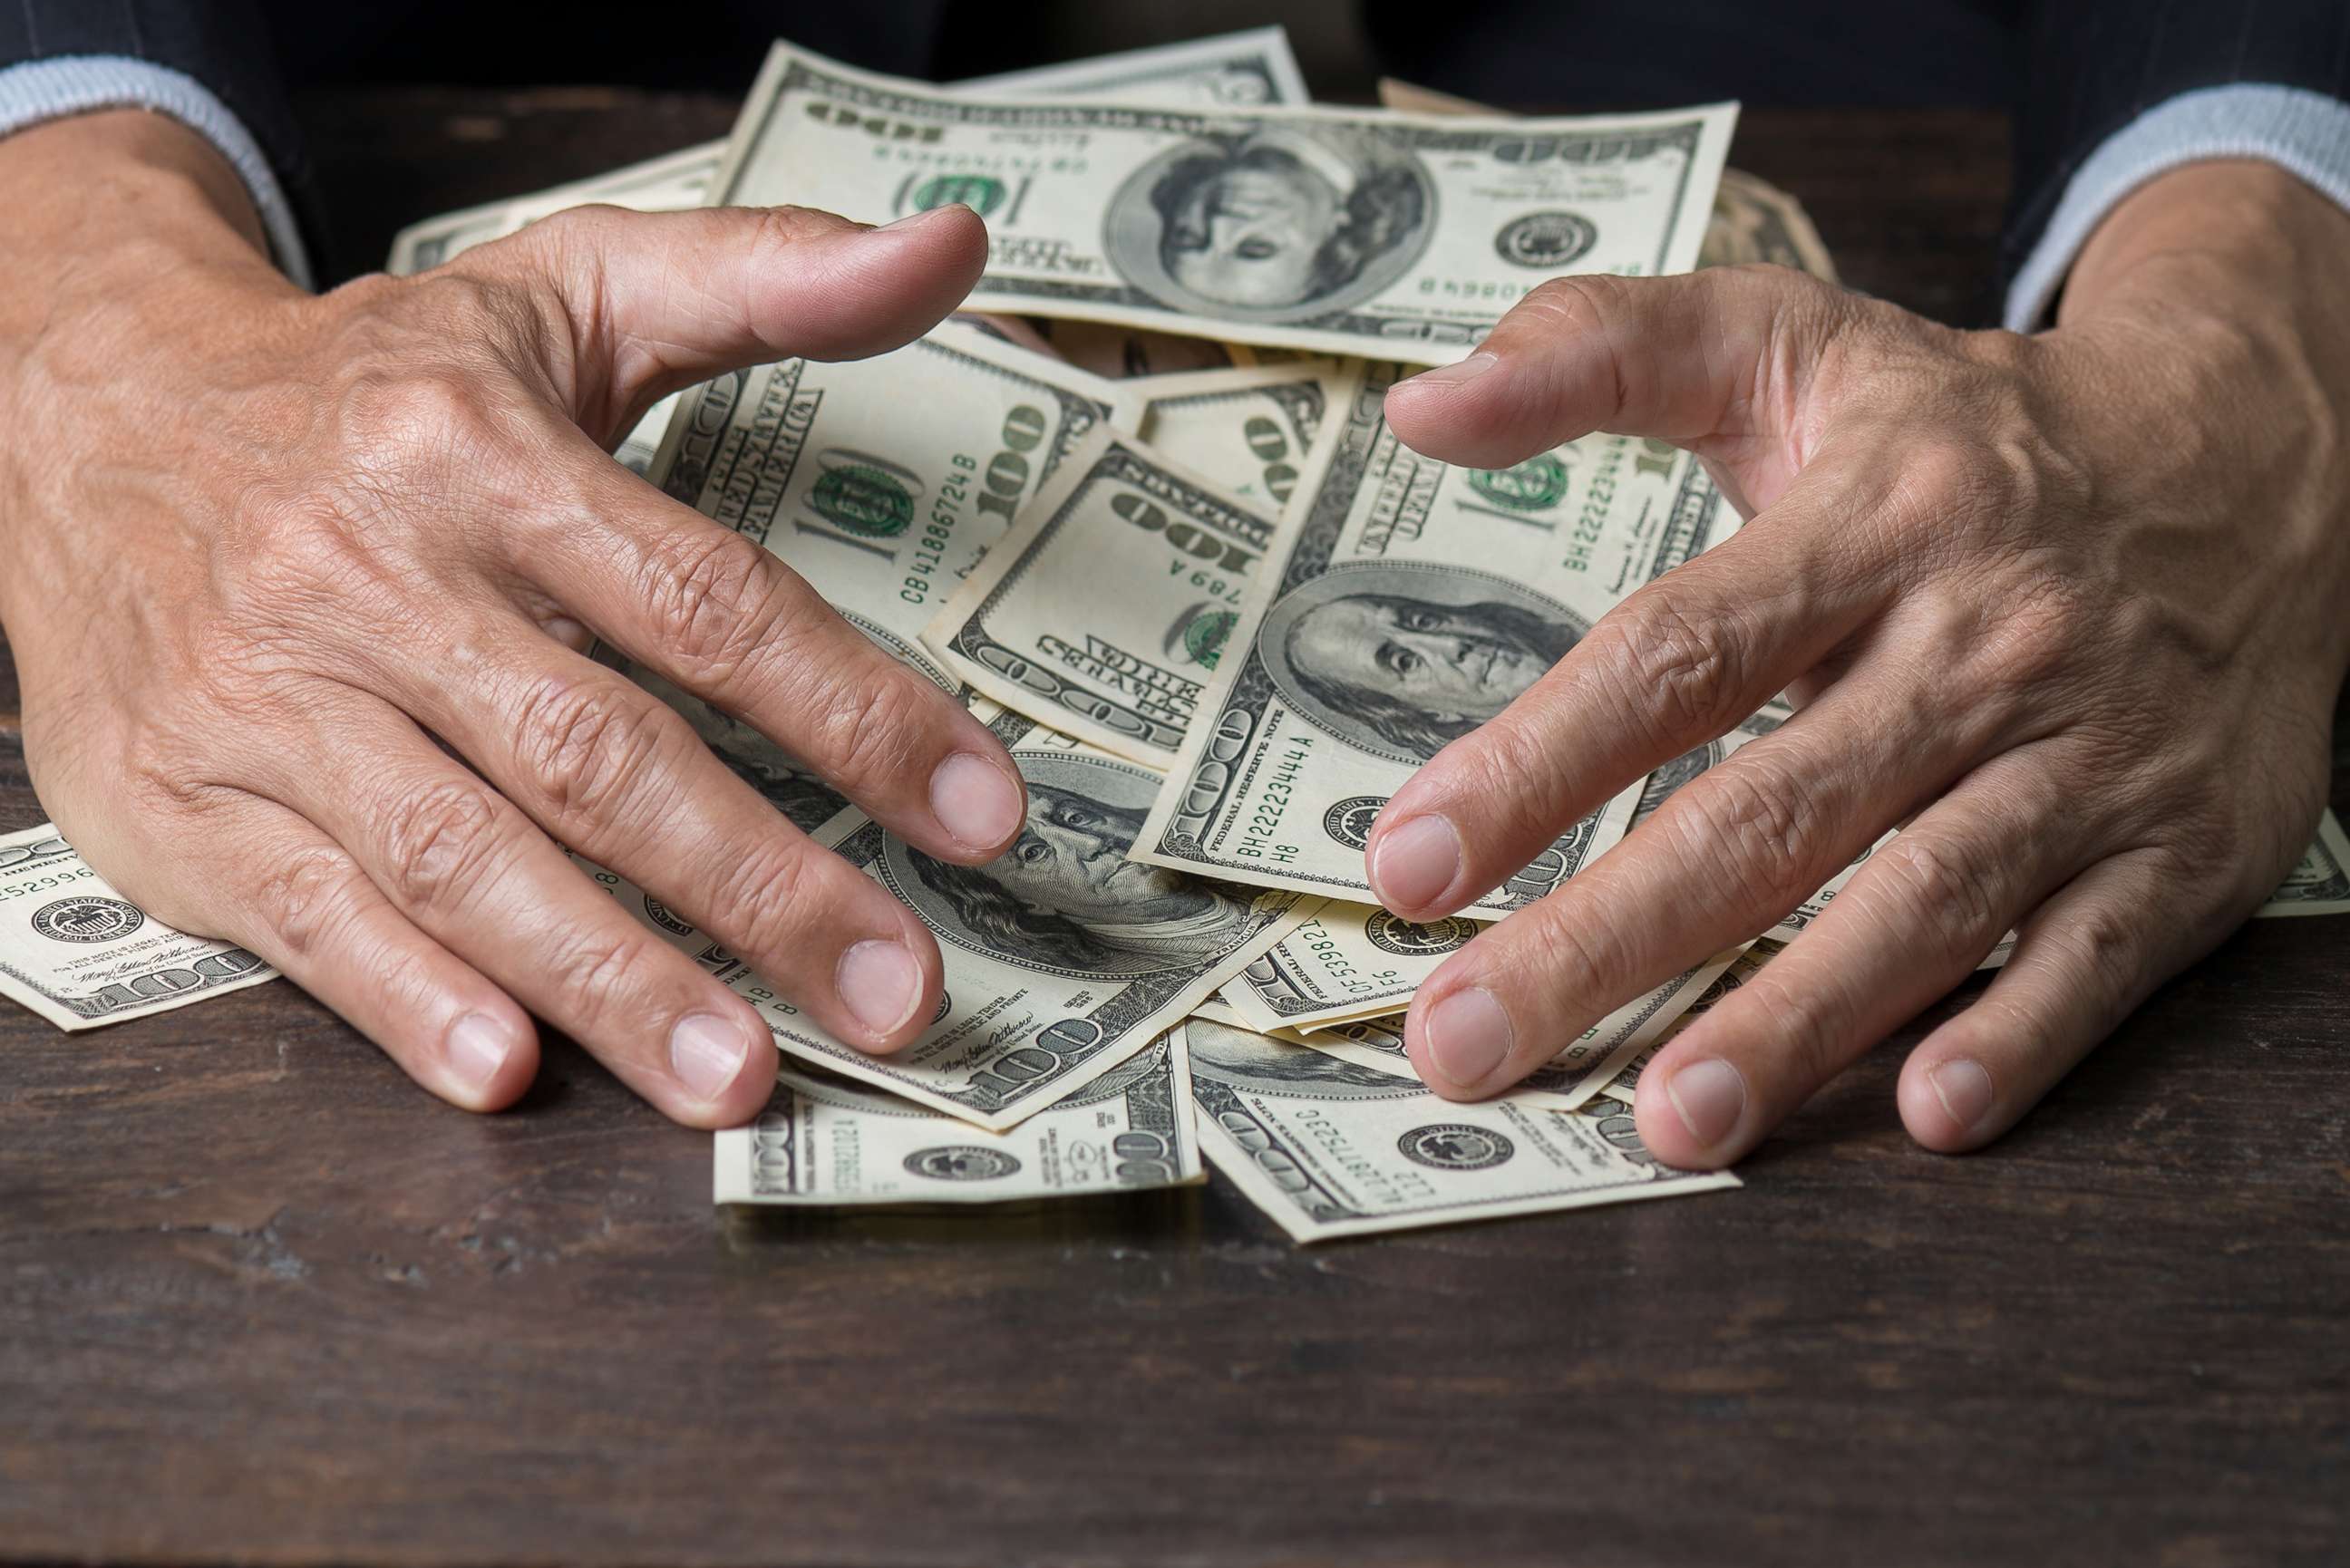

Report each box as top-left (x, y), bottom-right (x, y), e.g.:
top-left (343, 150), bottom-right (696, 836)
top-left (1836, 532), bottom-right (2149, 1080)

top-left (1103, 125), bottom-right (1434, 322)
top-left (1258, 562), bottom-right (1586, 764)
top-left (887, 751), bottom-right (1253, 980)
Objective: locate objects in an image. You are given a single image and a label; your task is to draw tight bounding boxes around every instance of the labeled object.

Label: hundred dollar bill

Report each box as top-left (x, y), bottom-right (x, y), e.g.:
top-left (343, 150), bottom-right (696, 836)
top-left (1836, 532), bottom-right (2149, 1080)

top-left (1187, 1018), bottom-right (1737, 1242)
top-left (714, 44), bottom-right (1735, 364)
top-left (385, 28), bottom-right (1314, 277)
top-left (922, 428), bottom-right (1310, 767)
top-left (592, 713), bottom-right (1306, 1129)
top-left (1120, 361), bottom-right (1357, 508)
top-left (646, 321), bottom-right (1137, 690)
top-left (1277, 945), bottom-right (1744, 1112)
top-left (714, 1031), bottom-right (1200, 1205)
top-left (962, 26), bottom-right (1309, 106)
top-left (1375, 78), bottom-right (1836, 283)
top-left (2258, 808), bottom-right (2350, 916)
top-left (0, 825), bottom-right (277, 1031)
top-left (1133, 363), bottom-right (1736, 914)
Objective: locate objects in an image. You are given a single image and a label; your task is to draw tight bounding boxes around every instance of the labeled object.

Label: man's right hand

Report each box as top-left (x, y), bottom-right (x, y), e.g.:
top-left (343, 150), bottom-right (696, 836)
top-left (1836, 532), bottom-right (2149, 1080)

top-left (0, 111), bottom-right (1029, 1127)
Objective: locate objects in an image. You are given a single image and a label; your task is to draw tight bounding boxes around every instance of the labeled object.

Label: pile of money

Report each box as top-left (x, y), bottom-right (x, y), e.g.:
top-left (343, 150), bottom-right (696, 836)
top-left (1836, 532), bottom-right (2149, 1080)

top-left (5, 29), bottom-right (2347, 1243)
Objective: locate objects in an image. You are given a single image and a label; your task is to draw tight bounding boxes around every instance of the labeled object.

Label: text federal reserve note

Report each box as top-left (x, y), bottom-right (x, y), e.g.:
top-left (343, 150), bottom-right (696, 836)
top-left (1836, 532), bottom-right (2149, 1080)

top-left (0, 825), bottom-right (277, 1031)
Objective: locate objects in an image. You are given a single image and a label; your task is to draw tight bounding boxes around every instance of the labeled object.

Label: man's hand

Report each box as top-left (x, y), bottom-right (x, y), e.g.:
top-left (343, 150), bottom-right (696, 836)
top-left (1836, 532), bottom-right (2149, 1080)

top-left (0, 111), bottom-right (1029, 1126)
top-left (1368, 160), bottom-right (2350, 1164)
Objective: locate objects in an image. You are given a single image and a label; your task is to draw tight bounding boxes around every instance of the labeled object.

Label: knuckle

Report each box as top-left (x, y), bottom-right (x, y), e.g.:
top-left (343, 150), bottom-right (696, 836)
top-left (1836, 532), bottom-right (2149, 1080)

top-left (1981, 583), bottom-right (2083, 686)
top-left (343, 368), bottom-right (505, 471)
top-left (802, 668), bottom-right (933, 789)
top-left (2053, 896), bottom-right (2141, 1004)
top-left (1869, 834), bottom-right (2002, 966)
top-left (1595, 589), bottom-right (1754, 752)
top-left (551, 930), bottom-right (665, 1035)
top-left (249, 846), bottom-right (364, 961)
top-left (717, 840), bottom-right (823, 963)
top-left (1518, 274), bottom-right (1624, 336)
top-left (1674, 758), bottom-right (1821, 916)
top-left (637, 530), bottom-right (790, 688)
top-left (1741, 972), bottom-right (1847, 1090)
top-left (1451, 713), bottom-right (1578, 849)
top-left (517, 203), bottom-right (620, 256)
top-left (1485, 904), bottom-right (1621, 1039)
top-left (749, 203), bottom-right (855, 257)
top-left (377, 778), bottom-right (510, 915)
top-left (1896, 435), bottom-right (2003, 529)
top-left (509, 673), bottom-right (675, 827)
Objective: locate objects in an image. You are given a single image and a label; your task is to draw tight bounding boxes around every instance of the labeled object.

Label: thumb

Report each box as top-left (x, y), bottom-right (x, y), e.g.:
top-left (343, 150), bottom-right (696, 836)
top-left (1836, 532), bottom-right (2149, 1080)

top-left (474, 201), bottom-right (987, 429)
top-left (1381, 266), bottom-right (1850, 472)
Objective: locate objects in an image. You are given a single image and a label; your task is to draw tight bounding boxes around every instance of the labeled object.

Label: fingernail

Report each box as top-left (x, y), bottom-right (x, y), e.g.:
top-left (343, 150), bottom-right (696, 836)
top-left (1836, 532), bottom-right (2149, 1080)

top-left (1928, 1058), bottom-right (1995, 1133)
top-left (929, 751), bottom-right (1024, 852)
top-left (879, 205), bottom-right (971, 234)
top-left (1665, 1058), bottom-right (1748, 1149)
top-left (1370, 814), bottom-right (1461, 911)
top-left (1423, 987), bottom-right (1514, 1088)
top-left (837, 938), bottom-right (924, 1040)
top-left (669, 1011), bottom-right (753, 1101)
top-left (445, 1011), bottom-right (513, 1091)
top-left (1403, 351), bottom-right (1499, 390)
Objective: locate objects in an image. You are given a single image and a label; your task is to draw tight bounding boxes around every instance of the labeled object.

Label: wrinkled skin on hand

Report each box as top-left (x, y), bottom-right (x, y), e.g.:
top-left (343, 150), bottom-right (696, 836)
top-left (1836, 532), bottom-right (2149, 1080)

top-left (0, 112), bottom-right (1029, 1126)
top-left (1367, 160), bottom-right (2350, 1165)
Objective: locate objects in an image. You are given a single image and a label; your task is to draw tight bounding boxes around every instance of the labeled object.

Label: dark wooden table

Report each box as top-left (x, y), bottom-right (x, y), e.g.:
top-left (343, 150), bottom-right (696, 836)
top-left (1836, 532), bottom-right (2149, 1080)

top-left (3, 93), bottom-right (2345, 1568)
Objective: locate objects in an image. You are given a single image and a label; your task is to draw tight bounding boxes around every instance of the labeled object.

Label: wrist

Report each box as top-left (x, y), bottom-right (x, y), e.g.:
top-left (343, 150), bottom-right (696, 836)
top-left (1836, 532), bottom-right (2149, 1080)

top-left (2057, 160), bottom-right (2350, 329)
top-left (2048, 160), bottom-right (2350, 675)
top-left (0, 111), bottom-right (292, 624)
top-left (0, 110), bottom-right (279, 322)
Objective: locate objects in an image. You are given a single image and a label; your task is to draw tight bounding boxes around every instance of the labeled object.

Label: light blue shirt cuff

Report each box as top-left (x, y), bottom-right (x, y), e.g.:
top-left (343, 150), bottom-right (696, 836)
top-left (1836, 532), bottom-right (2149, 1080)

top-left (0, 54), bottom-right (311, 289)
top-left (2006, 83), bottom-right (2350, 332)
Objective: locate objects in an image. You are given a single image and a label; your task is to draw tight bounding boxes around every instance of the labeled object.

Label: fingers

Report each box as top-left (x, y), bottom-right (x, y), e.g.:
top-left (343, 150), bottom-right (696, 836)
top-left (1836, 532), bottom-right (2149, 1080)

top-left (490, 439), bottom-right (1025, 861)
top-left (1365, 463), bottom-right (1890, 920)
top-left (1383, 266), bottom-right (1857, 469)
top-left (1895, 849), bottom-right (2193, 1154)
top-left (369, 628), bottom-right (958, 1050)
top-left (483, 201), bottom-right (987, 436)
top-left (165, 791), bottom-right (541, 1114)
top-left (1628, 749), bottom-right (2101, 1168)
top-left (1395, 673), bottom-right (1986, 1103)
top-left (240, 691), bottom-right (783, 1128)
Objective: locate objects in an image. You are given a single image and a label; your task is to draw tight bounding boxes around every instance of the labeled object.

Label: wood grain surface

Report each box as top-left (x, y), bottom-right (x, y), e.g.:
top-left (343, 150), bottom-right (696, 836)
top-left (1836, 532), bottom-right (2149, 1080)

top-left (1, 92), bottom-right (2344, 1568)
